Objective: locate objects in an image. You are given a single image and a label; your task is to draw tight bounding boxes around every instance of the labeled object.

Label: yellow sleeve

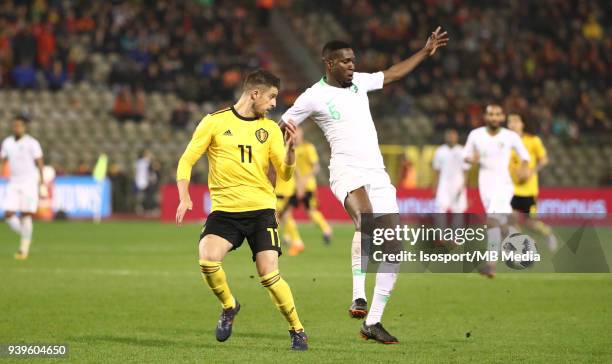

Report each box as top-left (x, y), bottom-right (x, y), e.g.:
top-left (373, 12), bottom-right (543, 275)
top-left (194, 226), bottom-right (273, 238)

top-left (534, 137), bottom-right (547, 161)
top-left (269, 125), bottom-right (295, 181)
top-left (176, 116), bottom-right (215, 181)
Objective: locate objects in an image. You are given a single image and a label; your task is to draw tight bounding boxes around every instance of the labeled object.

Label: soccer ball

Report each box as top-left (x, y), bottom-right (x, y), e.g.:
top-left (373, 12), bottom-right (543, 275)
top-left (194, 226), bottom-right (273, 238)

top-left (501, 233), bottom-right (538, 270)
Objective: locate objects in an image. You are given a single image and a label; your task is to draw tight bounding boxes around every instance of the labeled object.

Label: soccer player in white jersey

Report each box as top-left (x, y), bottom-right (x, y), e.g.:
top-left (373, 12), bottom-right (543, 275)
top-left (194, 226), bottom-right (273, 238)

top-left (281, 27), bottom-right (449, 344)
top-left (463, 105), bottom-right (530, 277)
top-left (1, 117), bottom-right (44, 260)
top-left (433, 129), bottom-right (468, 213)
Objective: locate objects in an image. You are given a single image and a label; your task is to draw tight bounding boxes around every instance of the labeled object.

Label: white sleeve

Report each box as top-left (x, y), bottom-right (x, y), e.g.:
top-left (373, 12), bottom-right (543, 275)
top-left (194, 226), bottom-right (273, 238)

top-left (355, 72), bottom-right (384, 92)
top-left (31, 140), bottom-right (43, 159)
top-left (0, 140), bottom-right (6, 159)
top-left (432, 148), bottom-right (442, 170)
top-left (281, 91), bottom-right (314, 126)
top-left (462, 132), bottom-right (476, 161)
top-left (458, 146), bottom-right (471, 170)
top-left (511, 133), bottom-right (530, 162)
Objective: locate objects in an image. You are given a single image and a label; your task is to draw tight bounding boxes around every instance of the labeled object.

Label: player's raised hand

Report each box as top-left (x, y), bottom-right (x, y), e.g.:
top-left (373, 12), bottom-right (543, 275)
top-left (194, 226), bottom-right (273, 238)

top-left (424, 26), bottom-right (449, 56)
top-left (284, 119), bottom-right (297, 148)
top-left (176, 199), bottom-right (193, 225)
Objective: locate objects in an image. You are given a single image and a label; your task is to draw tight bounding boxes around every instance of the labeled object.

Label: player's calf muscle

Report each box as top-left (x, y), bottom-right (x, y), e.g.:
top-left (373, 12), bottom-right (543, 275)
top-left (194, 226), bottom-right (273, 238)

top-left (345, 189), bottom-right (373, 231)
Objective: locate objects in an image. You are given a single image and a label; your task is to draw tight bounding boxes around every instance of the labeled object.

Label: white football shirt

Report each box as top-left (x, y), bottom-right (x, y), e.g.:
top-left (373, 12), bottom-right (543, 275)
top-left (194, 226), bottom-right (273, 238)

top-left (463, 127), bottom-right (529, 190)
top-left (433, 144), bottom-right (468, 193)
top-left (0, 134), bottom-right (43, 184)
top-left (281, 72), bottom-right (385, 169)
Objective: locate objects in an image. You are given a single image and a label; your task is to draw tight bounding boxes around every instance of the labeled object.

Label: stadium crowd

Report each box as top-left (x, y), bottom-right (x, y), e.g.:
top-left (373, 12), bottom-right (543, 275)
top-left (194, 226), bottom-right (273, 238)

top-left (0, 0), bottom-right (265, 103)
top-left (293, 0), bottom-right (611, 137)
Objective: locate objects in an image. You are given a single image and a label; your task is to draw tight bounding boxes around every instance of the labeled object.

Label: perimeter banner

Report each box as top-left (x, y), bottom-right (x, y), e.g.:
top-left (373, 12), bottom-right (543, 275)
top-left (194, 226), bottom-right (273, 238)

top-left (160, 185), bottom-right (612, 223)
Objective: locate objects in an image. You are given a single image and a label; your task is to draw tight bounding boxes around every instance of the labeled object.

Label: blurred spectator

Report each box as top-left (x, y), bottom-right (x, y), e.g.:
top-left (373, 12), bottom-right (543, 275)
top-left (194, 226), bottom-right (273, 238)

top-left (11, 61), bottom-right (37, 89)
top-left (132, 87), bottom-right (145, 122)
top-left (45, 60), bottom-right (67, 90)
top-left (113, 87), bottom-right (137, 122)
top-left (108, 163), bottom-right (131, 213)
top-left (74, 160), bottom-right (92, 175)
top-left (145, 160), bottom-right (162, 215)
top-left (170, 100), bottom-right (193, 130)
top-left (134, 149), bottom-right (152, 215)
top-left (256, 0), bottom-right (274, 27)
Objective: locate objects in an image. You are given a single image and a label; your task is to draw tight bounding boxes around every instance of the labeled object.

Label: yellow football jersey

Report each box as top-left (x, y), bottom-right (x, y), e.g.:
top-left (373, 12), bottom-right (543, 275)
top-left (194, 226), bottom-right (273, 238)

top-left (177, 107), bottom-right (294, 212)
top-left (295, 142), bottom-right (319, 192)
top-left (510, 134), bottom-right (546, 197)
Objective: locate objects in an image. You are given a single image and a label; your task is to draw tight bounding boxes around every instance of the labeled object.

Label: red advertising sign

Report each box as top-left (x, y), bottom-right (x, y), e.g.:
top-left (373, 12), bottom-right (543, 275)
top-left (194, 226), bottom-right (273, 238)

top-left (161, 185), bottom-right (612, 223)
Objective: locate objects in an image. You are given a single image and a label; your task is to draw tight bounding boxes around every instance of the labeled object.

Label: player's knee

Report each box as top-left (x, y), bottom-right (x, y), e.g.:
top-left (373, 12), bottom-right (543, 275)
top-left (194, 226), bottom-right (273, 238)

top-left (256, 260), bottom-right (278, 277)
top-left (199, 238), bottom-right (224, 262)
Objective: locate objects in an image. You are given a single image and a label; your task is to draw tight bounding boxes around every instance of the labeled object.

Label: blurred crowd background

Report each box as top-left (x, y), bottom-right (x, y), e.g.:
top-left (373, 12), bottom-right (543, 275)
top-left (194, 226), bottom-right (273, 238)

top-left (0, 0), bottom-right (610, 214)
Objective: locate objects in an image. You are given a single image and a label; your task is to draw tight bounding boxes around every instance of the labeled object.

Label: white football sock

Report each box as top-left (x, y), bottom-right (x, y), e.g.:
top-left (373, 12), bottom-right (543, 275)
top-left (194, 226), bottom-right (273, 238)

top-left (19, 216), bottom-right (33, 255)
top-left (351, 231), bottom-right (367, 301)
top-left (487, 226), bottom-right (501, 262)
top-left (366, 262), bottom-right (399, 325)
top-left (6, 215), bottom-right (22, 234)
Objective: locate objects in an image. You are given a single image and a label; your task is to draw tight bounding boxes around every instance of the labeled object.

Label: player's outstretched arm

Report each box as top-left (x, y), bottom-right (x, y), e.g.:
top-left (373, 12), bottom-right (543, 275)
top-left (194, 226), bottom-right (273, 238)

top-left (175, 117), bottom-right (213, 224)
top-left (383, 26), bottom-right (449, 85)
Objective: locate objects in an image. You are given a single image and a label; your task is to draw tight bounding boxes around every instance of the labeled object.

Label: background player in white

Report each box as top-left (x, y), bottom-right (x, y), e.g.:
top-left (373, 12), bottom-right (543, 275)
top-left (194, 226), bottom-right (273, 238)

top-left (463, 105), bottom-right (530, 277)
top-left (281, 27), bottom-right (449, 343)
top-left (432, 129), bottom-right (468, 214)
top-left (1, 116), bottom-right (44, 260)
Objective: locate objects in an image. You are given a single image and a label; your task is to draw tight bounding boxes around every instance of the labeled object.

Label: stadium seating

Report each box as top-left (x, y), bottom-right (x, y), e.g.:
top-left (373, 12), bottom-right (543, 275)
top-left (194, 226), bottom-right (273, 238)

top-left (0, 0), bottom-right (609, 215)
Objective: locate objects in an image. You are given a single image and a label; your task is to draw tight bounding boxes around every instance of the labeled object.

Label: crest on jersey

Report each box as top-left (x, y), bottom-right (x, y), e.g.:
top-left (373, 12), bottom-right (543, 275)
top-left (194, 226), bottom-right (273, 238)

top-left (255, 128), bottom-right (268, 143)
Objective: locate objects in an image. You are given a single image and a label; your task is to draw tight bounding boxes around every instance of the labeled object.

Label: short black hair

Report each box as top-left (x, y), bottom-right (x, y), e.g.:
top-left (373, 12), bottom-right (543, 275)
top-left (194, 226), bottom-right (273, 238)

top-left (243, 69), bottom-right (280, 91)
top-left (14, 115), bottom-right (30, 123)
top-left (322, 40), bottom-right (352, 59)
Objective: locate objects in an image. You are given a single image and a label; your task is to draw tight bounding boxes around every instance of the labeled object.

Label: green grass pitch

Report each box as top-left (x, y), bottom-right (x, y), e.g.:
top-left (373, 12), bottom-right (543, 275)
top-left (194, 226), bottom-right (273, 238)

top-left (1, 221), bottom-right (611, 363)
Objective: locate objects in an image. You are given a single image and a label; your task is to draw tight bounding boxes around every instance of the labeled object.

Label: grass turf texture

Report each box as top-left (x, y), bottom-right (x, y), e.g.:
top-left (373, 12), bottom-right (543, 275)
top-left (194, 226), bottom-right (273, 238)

top-left (1, 221), bottom-right (611, 363)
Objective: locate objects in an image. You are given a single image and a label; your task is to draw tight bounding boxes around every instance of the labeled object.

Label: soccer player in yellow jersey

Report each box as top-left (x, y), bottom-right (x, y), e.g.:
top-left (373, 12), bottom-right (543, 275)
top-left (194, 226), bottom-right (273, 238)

top-left (508, 113), bottom-right (558, 251)
top-left (294, 127), bottom-right (333, 244)
top-left (175, 70), bottom-right (308, 350)
top-left (274, 170), bottom-right (305, 256)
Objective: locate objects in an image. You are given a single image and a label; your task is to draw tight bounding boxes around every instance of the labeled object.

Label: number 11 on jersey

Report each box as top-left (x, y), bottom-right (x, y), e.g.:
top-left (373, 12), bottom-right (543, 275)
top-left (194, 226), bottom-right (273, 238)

top-left (238, 145), bottom-right (252, 163)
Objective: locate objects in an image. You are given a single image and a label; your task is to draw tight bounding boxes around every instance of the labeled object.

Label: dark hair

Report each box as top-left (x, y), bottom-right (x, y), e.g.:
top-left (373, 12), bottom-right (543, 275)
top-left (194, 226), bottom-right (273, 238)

top-left (243, 69), bottom-right (280, 91)
top-left (484, 103), bottom-right (503, 112)
top-left (14, 115), bottom-right (30, 123)
top-left (322, 40), bottom-right (352, 59)
top-left (508, 112), bottom-right (536, 134)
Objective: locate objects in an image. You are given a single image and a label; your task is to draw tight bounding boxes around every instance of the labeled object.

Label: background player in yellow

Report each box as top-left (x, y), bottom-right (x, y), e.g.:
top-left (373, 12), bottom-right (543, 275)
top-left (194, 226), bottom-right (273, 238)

top-left (294, 127), bottom-right (333, 244)
top-left (175, 70), bottom-right (308, 350)
top-left (508, 113), bottom-right (557, 251)
top-left (274, 169), bottom-right (305, 256)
